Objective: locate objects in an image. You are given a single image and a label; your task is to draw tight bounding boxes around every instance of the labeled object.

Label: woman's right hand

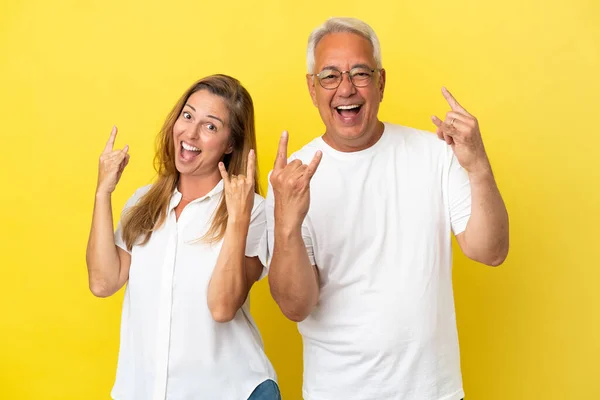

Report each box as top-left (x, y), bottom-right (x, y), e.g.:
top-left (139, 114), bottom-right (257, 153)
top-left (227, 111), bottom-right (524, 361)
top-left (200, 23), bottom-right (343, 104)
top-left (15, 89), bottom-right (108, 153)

top-left (97, 126), bottom-right (130, 195)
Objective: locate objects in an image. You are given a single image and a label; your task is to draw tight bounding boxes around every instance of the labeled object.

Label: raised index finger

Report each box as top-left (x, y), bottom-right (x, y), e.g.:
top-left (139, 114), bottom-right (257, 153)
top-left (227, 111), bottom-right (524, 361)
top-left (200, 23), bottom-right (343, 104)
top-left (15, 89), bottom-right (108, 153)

top-left (274, 130), bottom-right (289, 170)
top-left (104, 126), bottom-right (118, 153)
top-left (442, 87), bottom-right (470, 115)
top-left (246, 149), bottom-right (256, 181)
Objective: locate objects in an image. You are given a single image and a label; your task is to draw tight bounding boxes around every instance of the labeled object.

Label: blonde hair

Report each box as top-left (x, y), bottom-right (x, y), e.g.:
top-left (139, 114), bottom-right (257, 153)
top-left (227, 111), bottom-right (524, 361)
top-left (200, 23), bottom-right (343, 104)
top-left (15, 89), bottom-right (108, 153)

top-left (121, 74), bottom-right (260, 250)
top-left (306, 17), bottom-right (382, 73)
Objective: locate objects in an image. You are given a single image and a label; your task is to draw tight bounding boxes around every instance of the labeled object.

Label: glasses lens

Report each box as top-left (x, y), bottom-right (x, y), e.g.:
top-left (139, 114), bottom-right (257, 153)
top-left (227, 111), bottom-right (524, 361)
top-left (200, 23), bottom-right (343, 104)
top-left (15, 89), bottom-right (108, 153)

top-left (318, 69), bottom-right (341, 89)
top-left (350, 68), bottom-right (373, 87)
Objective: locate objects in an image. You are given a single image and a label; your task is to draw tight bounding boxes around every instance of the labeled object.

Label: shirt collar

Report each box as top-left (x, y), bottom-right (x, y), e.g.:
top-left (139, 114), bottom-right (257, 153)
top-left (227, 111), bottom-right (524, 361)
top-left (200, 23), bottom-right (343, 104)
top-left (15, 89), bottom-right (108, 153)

top-left (169, 179), bottom-right (224, 211)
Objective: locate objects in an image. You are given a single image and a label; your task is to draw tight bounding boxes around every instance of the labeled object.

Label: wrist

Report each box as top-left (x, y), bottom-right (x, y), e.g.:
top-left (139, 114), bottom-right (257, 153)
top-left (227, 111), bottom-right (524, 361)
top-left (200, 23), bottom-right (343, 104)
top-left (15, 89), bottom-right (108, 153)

top-left (227, 214), bottom-right (251, 228)
top-left (274, 204), bottom-right (305, 234)
top-left (467, 162), bottom-right (495, 184)
top-left (274, 218), bottom-right (303, 239)
top-left (95, 190), bottom-right (112, 199)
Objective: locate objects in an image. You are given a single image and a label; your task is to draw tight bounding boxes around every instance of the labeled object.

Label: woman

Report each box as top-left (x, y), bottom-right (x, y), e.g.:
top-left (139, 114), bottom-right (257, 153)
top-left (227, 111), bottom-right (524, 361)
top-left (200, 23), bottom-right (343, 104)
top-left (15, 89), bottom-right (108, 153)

top-left (86, 75), bottom-right (279, 399)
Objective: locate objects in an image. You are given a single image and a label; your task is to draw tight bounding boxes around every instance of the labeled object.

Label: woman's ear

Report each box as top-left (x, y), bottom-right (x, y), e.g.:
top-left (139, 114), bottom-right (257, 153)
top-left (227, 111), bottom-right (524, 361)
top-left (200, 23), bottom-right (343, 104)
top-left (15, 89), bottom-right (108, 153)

top-left (225, 139), bottom-right (234, 155)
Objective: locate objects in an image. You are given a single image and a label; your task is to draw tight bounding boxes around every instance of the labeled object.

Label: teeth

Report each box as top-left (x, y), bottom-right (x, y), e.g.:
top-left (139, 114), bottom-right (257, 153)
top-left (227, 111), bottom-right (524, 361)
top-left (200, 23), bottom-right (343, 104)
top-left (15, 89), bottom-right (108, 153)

top-left (182, 142), bottom-right (200, 152)
top-left (336, 104), bottom-right (361, 110)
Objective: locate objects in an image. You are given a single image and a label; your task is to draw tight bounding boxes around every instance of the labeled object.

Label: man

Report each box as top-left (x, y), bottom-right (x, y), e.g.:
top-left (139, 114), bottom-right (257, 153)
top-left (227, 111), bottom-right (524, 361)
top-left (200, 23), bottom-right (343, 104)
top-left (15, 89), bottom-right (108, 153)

top-left (265, 17), bottom-right (509, 400)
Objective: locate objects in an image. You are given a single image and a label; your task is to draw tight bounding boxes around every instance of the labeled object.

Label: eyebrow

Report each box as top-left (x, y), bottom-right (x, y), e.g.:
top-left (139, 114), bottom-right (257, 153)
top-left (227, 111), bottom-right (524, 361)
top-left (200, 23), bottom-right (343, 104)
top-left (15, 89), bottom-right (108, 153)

top-left (184, 104), bottom-right (225, 125)
top-left (320, 63), bottom-right (373, 71)
top-left (207, 114), bottom-right (224, 125)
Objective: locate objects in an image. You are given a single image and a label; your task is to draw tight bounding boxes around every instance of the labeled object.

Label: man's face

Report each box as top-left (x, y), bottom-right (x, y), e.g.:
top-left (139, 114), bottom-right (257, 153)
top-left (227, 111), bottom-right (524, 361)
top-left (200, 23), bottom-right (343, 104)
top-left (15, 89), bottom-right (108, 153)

top-left (307, 32), bottom-right (385, 147)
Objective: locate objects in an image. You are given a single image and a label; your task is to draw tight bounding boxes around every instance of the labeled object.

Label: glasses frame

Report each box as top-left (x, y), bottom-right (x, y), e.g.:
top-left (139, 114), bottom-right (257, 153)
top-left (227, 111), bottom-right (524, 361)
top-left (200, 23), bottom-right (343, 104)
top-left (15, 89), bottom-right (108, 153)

top-left (310, 67), bottom-right (382, 90)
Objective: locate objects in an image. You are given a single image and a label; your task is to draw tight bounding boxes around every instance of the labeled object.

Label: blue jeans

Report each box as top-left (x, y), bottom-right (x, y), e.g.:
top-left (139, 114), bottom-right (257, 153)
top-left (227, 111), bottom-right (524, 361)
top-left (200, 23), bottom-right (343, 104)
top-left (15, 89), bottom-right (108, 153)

top-left (247, 379), bottom-right (281, 400)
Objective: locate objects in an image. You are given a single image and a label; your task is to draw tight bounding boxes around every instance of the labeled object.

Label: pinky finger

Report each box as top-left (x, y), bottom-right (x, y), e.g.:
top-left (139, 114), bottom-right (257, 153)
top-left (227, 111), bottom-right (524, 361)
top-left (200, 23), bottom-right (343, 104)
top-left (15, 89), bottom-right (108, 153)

top-left (431, 116), bottom-right (445, 141)
top-left (431, 115), bottom-right (444, 127)
top-left (119, 154), bottom-right (130, 170)
top-left (306, 151), bottom-right (323, 179)
top-left (435, 127), bottom-right (444, 141)
top-left (218, 162), bottom-right (230, 184)
top-left (443, 133), bottom-right (454, 145)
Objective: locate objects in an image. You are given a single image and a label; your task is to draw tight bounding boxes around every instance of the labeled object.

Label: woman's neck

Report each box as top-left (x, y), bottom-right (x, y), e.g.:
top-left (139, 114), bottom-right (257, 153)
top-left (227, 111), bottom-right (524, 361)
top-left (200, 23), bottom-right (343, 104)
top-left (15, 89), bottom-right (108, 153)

top-left (177, 169), bottom-right (221, 201)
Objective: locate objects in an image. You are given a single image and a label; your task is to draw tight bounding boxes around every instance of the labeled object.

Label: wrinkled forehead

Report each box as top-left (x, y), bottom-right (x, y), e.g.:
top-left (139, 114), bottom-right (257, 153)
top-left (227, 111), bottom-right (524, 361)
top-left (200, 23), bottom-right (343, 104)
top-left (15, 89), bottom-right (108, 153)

top-left (314, 32), bottom-right (376, 72)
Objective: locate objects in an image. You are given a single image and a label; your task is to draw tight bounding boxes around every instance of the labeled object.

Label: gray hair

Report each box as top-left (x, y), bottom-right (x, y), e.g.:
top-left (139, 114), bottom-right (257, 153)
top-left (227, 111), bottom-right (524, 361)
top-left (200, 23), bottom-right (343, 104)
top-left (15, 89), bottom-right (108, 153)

top-left (306, 17), bottom-right (382, 74)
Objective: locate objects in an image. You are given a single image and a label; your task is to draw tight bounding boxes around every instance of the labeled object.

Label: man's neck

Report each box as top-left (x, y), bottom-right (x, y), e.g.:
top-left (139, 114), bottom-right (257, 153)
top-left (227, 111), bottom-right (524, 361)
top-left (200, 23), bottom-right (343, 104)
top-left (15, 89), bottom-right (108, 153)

top-left (322, 120), bottom-right (385, 153)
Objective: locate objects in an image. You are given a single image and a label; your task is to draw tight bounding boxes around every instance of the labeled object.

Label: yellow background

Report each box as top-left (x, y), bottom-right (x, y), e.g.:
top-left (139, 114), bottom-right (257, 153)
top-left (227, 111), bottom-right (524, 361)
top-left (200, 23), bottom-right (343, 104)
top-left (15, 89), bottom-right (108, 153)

top-left (1, 0), bottom-right (598, 398)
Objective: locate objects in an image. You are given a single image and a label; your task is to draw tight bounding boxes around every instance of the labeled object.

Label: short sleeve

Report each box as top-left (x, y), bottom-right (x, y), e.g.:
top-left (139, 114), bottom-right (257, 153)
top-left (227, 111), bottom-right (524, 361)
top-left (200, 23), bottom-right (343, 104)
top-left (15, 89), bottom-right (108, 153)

top-left (265, 171), bottom-right (316, 267)
top-left (245, 194), bottom-right (269, 280)
top-left (447, 151), bottom-right (472, 235)
top-left (114, 185), bottom-right (151, 254)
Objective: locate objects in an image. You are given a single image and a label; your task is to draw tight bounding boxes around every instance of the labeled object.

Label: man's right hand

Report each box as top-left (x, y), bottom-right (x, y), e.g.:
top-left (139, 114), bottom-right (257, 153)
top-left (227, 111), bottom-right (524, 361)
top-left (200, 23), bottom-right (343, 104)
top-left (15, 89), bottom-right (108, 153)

top-left (269, 131), bottom-right (322, 231)
top-left (96, 126), bottom-right (130, 195)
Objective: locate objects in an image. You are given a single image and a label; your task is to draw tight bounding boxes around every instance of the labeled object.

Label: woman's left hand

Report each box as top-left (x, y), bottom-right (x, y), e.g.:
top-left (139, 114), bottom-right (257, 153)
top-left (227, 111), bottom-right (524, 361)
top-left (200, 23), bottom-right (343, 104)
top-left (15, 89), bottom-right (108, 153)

top-left (218, 149), bottom-right (256, 224)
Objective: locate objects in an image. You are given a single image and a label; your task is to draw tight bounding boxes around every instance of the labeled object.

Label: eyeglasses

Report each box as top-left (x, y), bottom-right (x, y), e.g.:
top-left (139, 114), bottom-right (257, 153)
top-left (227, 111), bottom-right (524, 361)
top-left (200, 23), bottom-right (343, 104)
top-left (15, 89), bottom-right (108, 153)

top-left (310, 67), bottom-right (380, 90)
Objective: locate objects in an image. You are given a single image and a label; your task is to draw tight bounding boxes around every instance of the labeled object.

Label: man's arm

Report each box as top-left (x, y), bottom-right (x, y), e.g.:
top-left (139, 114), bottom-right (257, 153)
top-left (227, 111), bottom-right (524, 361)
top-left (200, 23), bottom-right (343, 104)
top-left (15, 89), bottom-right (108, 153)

top-left (456, 166), bottom-right (509, 266)
top-left (269, 223), bottom-right (320, 322)
top-left (267, 131), bottom-right (323, 322)
top-left (432, 87), bottom-right (509, 266)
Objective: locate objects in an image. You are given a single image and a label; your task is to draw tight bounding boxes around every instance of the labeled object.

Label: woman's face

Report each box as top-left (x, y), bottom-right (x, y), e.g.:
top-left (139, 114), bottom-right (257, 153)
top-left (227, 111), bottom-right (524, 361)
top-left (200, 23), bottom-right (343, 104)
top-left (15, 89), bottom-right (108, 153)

top-left (172, 90), bottom-right (233, 177)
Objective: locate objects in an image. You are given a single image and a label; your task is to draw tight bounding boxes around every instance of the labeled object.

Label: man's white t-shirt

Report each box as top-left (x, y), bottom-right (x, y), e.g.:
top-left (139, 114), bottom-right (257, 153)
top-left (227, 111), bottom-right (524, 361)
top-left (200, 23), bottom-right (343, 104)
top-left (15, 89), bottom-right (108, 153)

top-left (112, 180), bottom-right (276, 400)
top-left (266, 123), bottom-right (471, 400)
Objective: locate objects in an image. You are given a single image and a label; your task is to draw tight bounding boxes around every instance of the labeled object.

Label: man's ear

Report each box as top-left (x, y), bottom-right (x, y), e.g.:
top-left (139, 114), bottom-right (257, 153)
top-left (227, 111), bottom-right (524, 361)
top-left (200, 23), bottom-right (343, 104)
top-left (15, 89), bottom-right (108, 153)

top-left (306, 74), bottom-right (319, 107)
top-left (378, 68), bottom-right (386, 102)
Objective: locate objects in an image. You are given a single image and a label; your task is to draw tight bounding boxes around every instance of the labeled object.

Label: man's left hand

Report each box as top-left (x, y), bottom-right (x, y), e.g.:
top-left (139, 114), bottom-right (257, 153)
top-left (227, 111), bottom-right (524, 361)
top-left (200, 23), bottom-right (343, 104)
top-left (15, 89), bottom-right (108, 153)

top-left (431, 87), bottom-right (490, 175)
